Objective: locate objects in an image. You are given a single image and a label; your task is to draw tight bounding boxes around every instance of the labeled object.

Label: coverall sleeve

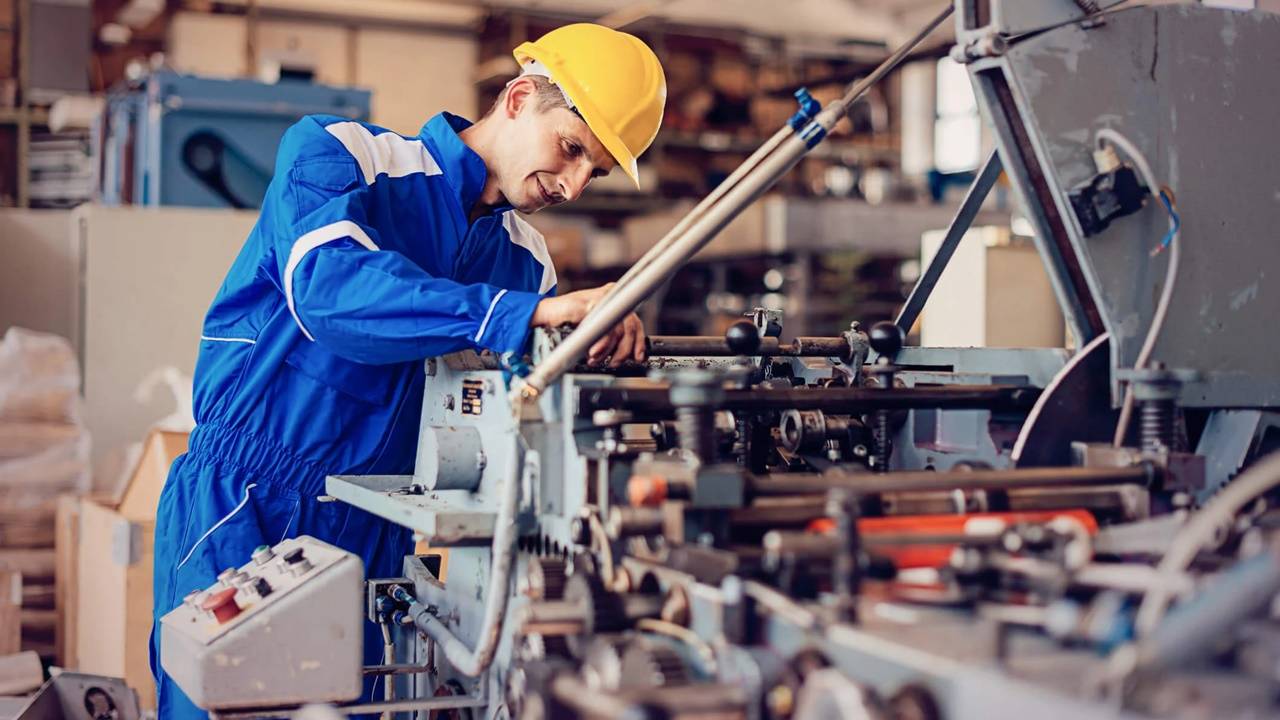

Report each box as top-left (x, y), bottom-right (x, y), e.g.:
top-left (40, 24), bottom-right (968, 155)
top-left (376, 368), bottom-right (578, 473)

top-left (271, 164), bottom-right (544, 366)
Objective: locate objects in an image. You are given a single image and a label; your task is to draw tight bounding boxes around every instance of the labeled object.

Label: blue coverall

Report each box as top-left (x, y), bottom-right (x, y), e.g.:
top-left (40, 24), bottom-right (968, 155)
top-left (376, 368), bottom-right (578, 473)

top-left (150, 112), bottom-right (559, 720)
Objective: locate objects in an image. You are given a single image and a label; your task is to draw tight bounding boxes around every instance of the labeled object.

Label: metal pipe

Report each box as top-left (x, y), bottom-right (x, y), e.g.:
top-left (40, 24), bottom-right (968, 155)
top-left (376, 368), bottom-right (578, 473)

top-left (881, 487), bottom-right (1139, 518)
top-left (747, 465), bottom-right (1152, 497)
top-left (209, 696), bottom-right (484, 720)
top-left (647, 335), bottom-right (852, 357)
top-left (518, 5), bottom-right (954, 401)
top-left (1131, 538), bottom-right (1280, 674)
top-left (578, 384), bottom-right (1039, 416)
top-left (605, 125), bottom-right (794, 294)
top-left (392, 436), bottom-right (522, 677)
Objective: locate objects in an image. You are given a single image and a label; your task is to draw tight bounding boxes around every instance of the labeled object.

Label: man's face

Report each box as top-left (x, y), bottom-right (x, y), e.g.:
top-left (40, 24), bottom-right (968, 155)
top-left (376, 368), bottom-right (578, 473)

top-left (492, 81), bottom-right (615, 213)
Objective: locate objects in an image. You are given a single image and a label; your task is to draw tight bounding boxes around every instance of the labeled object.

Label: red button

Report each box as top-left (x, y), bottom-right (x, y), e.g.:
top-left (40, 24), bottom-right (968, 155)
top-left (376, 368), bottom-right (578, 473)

top-left (201, 587), bottom-right (242, 624)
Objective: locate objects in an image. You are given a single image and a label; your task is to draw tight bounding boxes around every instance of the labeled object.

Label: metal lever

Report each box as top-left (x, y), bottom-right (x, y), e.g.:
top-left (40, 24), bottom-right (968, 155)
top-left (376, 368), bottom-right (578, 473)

top-left (514, 4), bottom-right (956, 404)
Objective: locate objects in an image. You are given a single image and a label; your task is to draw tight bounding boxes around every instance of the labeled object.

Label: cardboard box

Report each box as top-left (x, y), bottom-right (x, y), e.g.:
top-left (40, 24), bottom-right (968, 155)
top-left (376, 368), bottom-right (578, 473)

top-left (919, 227), bottom-right (1065, 348)
top-left (54, 494), bottom-right (78, 668)
top-left (0, 571), bottom-right (18, 655)
top-left (72, 430), bottom-right (186, 711)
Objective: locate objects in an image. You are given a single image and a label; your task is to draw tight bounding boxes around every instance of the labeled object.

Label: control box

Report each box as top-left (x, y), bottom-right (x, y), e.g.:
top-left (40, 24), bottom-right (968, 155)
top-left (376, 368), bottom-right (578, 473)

top-left (160, 536), bottom-right (364, 710)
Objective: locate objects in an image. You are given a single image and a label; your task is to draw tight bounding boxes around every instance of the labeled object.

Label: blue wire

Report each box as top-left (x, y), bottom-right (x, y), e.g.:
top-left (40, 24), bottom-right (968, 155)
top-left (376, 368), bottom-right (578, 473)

top-left (1158, 190), bottom-right (1180, 250)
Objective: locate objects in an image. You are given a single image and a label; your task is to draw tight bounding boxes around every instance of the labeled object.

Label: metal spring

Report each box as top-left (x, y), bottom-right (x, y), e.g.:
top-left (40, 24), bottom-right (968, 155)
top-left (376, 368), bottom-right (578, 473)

top-left (1074, 0), bottom-right (1102, 14)
top-left (676, 406), bottom-right (716, 461)
top-left (873, 410), bottom-right (891, 472)
top-left (1140, 398), bottom-right (1176, 452)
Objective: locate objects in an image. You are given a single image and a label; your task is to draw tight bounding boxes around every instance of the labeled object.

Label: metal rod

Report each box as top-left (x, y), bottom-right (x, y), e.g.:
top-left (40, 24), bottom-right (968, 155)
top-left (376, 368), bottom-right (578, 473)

top-left (647, 335), bottom-right (852, 357)
top-left (518, 5), bottom-right (955, 401)
top-left (209, 696), bottom-right (485, 720)
top-left (362, 663), bottom-right (433, 676)
top-left (337, 697), bottom-right (486, 716)
top-left (748, 465), bottom-right (1153, 497)
top-left (605, 125), bottom-right (794, 295)
top-left (578, 384), bottom-right (1039, 415)
top-left (896, 149), bottom-right (1003, 334)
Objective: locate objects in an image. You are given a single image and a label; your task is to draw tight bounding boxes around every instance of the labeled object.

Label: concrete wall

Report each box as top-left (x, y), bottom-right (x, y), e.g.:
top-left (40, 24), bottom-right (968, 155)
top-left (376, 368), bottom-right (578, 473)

top-left (0, 206), bottom-right (256, 491)
top-left (0, 210), bottom-right (77, 343)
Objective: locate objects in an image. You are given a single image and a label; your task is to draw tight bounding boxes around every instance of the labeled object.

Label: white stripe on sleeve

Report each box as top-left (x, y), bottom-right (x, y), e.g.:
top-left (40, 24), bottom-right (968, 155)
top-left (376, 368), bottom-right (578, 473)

top-left (324, 122), bottom-right (443, 185)
top-left (284, 220), bottom-right (380, 341)
top-left (502, 213), bottom-right (558, 295)
top-left (474, 289), bottom-right (508, 343)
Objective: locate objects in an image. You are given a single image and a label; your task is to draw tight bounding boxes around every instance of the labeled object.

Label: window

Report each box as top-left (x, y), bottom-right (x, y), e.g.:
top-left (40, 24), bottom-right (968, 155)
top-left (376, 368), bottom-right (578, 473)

top-left (933, 57), bottom-right (981, 173)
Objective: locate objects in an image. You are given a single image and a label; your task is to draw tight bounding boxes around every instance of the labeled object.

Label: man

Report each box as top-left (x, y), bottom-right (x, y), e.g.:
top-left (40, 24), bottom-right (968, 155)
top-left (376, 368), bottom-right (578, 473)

top-left (150, 23), bottom-right (666, 719)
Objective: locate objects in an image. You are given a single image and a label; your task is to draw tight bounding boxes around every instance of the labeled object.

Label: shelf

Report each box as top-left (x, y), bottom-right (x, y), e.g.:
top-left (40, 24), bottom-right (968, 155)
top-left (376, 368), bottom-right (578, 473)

top-left (544, 193), bottom-right (665, 216)
top-left (659, 130), bottom-right (898, 162)
top-left (0, 107), bottom-right (49, 125)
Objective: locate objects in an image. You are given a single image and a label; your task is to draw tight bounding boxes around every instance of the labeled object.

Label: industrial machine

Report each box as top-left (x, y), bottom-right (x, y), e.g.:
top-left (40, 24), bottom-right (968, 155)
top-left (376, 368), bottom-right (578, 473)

top-left (98, 72), bottom-right (370, 209)
top-left (161, 2), bottom-right (1280, 718)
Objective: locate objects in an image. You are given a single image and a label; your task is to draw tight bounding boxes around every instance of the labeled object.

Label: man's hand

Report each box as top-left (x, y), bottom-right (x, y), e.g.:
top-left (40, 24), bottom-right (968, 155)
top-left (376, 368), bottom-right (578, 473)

top-left (531, 283), bottom-right (647, 367)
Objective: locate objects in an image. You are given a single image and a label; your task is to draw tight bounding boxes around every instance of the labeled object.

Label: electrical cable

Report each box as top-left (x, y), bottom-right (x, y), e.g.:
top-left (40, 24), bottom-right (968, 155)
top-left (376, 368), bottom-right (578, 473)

top-left (635, 618), bottom-right (718, 675)
top-left (1004, 0), bottom-right (1136, 44)
top-left (380, 621), bottom-right (395, 720)
top-left (1094, 128), bottom-right (1182, 448)
top-left (1130, 451), bottom-right (1280, 637)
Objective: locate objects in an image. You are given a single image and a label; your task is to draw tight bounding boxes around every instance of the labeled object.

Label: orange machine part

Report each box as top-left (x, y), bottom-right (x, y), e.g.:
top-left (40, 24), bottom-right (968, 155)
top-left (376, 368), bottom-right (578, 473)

top-left (807, 510), bottom-right (1098, 569)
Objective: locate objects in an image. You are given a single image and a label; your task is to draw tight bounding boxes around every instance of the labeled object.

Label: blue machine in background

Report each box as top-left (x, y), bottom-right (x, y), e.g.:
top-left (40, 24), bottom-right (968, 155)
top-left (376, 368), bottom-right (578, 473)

top-left (99, 72), bottom-right (371, 209)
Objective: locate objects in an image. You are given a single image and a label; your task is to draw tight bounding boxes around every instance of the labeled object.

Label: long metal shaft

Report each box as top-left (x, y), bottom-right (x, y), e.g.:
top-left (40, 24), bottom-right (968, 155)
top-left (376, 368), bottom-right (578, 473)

top-left (578, 384), bottom-right (1039, 416)
top-left (606, 125), bottom-right (793, 293)
top-left (647, 335), bottom-right (851, 357)
top-left (518, 5), bottom-right (954, 401)
top-left (748, 465), bottom-right (1153, 497)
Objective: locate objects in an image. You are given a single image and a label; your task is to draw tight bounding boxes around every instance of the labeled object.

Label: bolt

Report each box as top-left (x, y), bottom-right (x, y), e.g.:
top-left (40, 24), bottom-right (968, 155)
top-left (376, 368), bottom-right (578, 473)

top-left (766, 685), bottom-right (794, 717)
top-left (442, 394), bottom-right (455, 411)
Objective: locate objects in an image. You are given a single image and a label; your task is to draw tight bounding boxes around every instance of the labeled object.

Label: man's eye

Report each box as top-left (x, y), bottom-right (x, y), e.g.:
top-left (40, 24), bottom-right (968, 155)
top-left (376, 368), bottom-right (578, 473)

top-left (564, 142), bottom-right (581, 158)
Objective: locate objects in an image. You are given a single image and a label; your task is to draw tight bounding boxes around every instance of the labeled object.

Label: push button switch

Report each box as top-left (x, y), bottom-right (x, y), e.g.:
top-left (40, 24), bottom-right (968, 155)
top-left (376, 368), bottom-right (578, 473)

top-left (201, 587), bottom-right (241, 624)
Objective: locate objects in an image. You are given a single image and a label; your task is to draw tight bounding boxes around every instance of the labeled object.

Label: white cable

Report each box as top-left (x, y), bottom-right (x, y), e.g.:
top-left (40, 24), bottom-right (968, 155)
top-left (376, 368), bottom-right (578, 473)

top-left (177, 483), bottom-right (258, 569)
top-left (1094, 128), bottom-right (1181, 447)
top-left (1132, 451), bottom-right (1280, 637)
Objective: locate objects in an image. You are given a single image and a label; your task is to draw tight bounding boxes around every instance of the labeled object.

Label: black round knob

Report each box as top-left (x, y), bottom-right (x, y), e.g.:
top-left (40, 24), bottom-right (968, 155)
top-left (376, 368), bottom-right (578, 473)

top-left (724, 320), bottom-right (761, 355)
top-left (868, 321), bottom-right (904, 358)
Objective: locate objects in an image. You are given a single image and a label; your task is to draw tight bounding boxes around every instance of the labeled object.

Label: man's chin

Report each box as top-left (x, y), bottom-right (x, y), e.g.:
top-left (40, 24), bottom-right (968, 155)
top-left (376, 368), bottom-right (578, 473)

top-left (514, 198), bottom-right (547, 214)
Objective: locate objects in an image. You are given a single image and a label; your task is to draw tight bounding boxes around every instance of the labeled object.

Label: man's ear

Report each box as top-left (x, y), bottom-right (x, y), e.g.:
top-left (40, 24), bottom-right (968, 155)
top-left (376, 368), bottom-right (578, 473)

top-left (503, 76), bottom-right (537, 119)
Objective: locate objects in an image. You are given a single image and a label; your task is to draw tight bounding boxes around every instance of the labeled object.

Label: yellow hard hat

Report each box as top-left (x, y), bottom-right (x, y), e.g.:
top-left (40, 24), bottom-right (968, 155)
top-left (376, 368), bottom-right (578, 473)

top-left (514, 24), bottom-right (666, 187)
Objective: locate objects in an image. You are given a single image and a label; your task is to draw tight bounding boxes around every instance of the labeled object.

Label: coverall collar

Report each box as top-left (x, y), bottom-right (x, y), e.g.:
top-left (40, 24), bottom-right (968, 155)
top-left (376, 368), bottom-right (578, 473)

top-left (420, 112), bottom-right (513, 217)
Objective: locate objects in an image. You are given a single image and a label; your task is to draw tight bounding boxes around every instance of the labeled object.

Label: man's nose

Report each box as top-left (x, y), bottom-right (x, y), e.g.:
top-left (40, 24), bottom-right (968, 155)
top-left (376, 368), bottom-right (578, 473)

top-left (559, 165), bottom-right (592, 202)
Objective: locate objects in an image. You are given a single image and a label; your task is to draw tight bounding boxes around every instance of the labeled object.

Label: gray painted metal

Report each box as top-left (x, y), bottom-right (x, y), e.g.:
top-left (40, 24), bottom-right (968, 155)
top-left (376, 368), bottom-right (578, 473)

top-left (1194, 410), bottom-right (1280, 503)
top-left (324, 475), bottom-right (498, 542)
top-left (893, 346), bottom-right (1069, 389)
top-left (416, 426), bottom-right (486, 491)
top-left (969, 4), bottom-right (1280, 407)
